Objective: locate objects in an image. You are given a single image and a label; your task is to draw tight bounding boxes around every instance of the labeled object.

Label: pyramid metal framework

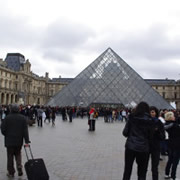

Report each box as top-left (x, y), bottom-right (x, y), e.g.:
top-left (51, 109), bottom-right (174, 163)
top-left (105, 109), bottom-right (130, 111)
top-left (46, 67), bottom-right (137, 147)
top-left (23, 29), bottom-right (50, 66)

top-left (47, 48), bottom-right (172, 109)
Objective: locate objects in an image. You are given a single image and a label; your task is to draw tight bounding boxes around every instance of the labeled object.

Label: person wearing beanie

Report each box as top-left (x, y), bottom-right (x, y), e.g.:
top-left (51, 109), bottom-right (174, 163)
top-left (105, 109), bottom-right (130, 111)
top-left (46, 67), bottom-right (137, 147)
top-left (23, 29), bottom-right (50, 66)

top-left (164, 111), bottom-right (180, 180)
top-left (1, 104), bottom-right (30, 178)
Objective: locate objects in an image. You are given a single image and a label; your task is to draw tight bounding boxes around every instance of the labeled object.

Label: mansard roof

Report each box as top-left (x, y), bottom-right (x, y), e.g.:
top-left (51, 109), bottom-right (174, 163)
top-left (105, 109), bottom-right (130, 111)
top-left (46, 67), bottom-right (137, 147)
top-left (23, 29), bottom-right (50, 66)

top-left (5, 53), bottom-right (25, 71)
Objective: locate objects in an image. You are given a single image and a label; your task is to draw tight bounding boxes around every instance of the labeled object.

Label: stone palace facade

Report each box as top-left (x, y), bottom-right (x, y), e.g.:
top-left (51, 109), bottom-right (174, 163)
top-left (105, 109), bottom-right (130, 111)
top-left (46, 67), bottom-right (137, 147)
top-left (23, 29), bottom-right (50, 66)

top-left (0, 53), bottom-right (180, 109)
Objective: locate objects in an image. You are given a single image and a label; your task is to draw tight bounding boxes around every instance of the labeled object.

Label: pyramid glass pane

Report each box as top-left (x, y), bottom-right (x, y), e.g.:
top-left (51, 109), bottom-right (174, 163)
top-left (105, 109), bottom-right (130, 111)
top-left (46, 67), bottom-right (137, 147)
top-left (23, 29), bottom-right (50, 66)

top-left (47, 48), bottom-right (173, 109)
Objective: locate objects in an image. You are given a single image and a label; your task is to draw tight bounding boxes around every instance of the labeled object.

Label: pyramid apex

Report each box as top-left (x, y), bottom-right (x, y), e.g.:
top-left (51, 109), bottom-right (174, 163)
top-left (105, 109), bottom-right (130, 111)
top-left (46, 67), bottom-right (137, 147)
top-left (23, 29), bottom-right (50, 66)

top-left (103, 47), bottom-right (114, 55)
top-left (107, 47), bottom-right (112, 51)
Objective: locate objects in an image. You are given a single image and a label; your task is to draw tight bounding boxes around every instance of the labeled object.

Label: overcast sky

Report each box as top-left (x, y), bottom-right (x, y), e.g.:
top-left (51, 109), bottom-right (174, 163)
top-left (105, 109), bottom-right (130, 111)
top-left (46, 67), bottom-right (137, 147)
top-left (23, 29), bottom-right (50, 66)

top-left (1, 0), bottom-right (180, 80)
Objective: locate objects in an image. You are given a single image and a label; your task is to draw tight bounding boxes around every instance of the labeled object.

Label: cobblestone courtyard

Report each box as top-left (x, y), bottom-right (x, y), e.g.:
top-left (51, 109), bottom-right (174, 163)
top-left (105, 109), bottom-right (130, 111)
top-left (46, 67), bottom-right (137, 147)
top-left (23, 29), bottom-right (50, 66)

top-left (0, 116), bottom-right (179, 180)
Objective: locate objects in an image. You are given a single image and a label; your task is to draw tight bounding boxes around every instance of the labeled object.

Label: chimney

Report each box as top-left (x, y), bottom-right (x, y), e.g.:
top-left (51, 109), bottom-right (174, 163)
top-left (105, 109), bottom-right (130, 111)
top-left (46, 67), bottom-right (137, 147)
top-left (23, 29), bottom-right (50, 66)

top-left (45, 72), bottom-right (49, 78)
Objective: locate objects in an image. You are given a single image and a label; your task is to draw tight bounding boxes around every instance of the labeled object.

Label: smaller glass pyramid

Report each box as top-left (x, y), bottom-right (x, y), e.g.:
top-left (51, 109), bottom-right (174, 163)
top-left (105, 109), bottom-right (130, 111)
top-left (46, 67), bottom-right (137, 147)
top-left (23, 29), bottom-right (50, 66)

top-left (47, 48), bottom-right (172, 109)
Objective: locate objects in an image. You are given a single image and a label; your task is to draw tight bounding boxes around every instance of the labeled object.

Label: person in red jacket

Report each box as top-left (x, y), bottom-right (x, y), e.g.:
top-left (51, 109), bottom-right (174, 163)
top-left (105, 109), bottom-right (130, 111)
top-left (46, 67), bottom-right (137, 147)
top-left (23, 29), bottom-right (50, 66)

top-left (88, 107), bottom-right (96, 131)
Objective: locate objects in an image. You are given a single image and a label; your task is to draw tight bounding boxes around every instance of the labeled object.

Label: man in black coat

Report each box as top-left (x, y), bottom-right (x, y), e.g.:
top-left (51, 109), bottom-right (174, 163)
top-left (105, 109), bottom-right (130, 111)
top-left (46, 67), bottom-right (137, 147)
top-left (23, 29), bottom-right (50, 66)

top-left (1, 104), bottom-right (30, 178)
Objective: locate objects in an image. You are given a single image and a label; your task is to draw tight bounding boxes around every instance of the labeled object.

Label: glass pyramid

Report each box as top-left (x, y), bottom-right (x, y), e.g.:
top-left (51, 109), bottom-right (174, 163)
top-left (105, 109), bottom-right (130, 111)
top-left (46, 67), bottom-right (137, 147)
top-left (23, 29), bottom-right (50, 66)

top-left (47, 48), bottom-right (172, 109)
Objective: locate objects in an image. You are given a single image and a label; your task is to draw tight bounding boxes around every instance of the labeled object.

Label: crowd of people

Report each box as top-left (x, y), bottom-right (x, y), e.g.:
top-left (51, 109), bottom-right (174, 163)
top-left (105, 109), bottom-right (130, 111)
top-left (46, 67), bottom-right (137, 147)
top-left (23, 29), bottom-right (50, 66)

top-left (122, 102), bottom-right (180, 180)
top-left (0, 103), bottom-right (180, 179)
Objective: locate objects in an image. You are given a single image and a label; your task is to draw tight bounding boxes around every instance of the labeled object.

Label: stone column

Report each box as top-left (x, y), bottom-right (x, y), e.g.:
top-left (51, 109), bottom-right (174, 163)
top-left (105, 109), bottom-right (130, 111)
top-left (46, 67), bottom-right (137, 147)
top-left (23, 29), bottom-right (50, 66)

top-left (6, 94), bottom-right (10, 105)
top-left (4, 93), bottom-right (6, 105)
top-left (13, 94), bottom-right (16, 104)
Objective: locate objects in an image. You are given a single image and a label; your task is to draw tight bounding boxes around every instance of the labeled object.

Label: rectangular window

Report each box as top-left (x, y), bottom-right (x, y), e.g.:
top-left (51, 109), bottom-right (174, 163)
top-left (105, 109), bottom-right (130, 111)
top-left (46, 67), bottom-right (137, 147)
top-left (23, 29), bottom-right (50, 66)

top-left (174, 92), bottom-right (177, 99)
top-left (163, 92), bottom-right (166, 98)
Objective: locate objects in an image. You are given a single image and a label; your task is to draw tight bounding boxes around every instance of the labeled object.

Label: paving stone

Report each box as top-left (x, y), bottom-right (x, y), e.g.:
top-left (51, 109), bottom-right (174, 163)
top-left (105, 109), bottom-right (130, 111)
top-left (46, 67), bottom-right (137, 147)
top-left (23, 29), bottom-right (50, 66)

top-left (0, 116), bottom-right (179, 180)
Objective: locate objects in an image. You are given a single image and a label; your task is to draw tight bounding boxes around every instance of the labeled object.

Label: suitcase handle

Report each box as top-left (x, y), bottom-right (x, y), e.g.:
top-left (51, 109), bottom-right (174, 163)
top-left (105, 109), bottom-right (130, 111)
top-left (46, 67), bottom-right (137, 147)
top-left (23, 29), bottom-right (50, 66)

top-left (24, 144), bottom-right (34, 160)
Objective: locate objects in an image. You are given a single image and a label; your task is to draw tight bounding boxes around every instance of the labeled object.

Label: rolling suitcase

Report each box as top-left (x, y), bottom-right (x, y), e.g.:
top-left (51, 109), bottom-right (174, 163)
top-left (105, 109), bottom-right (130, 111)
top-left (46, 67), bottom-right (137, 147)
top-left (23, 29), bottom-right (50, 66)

top-left (24, 145), bottom-right (49, 180)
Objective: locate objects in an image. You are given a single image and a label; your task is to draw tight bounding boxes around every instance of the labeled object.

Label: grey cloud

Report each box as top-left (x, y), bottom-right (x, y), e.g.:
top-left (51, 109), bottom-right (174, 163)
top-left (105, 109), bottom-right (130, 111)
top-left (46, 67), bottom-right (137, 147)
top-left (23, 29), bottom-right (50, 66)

top-left (42, 48), bottom-right (73, 63)
top-left (84, 24), bottom-right (180, 63)
top-left (44, 21), bottom-right (94, 48)
top-left (40, 19), bottom-right (95, 63)
top-left (0, 12), bottom-right (95, 64)
top-left (128, 58), bottom-right (180, 80)
top-left (115, 24), bottom-right (180, 61)
top-left (0, 15), bottom-right (41, 49)
top-left (142, 62), bottom-right (180, 80)
top-left (53, 64), bottom-right (78, 78)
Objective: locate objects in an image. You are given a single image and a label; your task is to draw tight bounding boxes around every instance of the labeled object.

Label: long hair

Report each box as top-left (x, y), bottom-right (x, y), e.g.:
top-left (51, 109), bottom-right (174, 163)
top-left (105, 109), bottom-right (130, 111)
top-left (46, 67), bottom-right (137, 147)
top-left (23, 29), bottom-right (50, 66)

top-left (149, 106), bottom-right (159, 118)
top-left (134, 101), bottom-right (150, 116)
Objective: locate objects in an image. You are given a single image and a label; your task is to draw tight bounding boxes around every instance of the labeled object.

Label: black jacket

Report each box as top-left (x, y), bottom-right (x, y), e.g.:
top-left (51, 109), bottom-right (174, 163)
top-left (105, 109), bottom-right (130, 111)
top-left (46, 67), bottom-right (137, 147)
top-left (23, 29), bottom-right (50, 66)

top-left (165, 120), bottom-right (180, 150)
top-left (150, 117), bottom-right (165, 151)
top-left (1, 112), bottom-right (30, 147)
top-left (123, 113), bottom-right (153, 152)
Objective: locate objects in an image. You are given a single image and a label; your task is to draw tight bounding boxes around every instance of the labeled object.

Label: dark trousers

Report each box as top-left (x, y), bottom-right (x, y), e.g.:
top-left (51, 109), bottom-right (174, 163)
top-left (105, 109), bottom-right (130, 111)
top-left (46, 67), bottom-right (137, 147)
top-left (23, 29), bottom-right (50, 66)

top-left (122, 148), bottom-right (149, 180)
top-left (122, 116), bottom-right (127, 122)
top-left (160, 140), bottom-right (168, 155)
top-left (52, 118), bottom-right (55, 125)
top-left (89, 119), bottom-right (96, 131)
top-left (165, 147), bottom-right (180, 179)
top-left (37, 116), bottom-right (43, 127)
top-left (7, 146), bottom-right (22, 175)
top-left (69, 115), bottom-right (72, 122)
top-left (104, 116), bottom-right (108, 122)
top-left (149, 150), bottom-right (160, 180)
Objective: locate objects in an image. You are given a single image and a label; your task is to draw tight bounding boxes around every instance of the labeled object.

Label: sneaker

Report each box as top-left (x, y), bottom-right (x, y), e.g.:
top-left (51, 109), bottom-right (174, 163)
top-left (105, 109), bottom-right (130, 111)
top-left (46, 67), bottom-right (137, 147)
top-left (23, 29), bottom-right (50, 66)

top-left (165, 175), bottom-right (171, 179)
top-left (6, 172), bottom-right (14, 178)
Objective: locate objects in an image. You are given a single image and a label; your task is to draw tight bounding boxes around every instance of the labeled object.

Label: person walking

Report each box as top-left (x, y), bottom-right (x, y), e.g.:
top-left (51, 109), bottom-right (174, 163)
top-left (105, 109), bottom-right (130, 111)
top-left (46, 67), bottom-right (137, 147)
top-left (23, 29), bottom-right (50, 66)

top-left (122, 101), bottom-right (153, 180)
top-left (1, 104), bottom-right (30, 178)
top-left (37, 106), bottom-right (43, 127)
top-left (149, 106), bottom-right (165, 180)
top-left (51, 107), bottom-right (56, 126)
top-left (68, 107), bottom-right (73, 123)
